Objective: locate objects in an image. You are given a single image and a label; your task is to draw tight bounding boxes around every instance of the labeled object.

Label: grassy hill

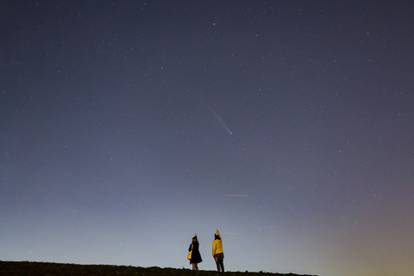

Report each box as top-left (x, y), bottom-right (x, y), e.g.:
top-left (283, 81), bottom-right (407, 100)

top-left (0, 261), bottom-right (316, 276)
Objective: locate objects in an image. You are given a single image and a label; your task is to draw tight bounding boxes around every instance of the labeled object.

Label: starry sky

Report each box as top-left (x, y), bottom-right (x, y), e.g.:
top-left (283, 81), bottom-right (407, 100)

top-left (1, 1), bottom-right (414, 276)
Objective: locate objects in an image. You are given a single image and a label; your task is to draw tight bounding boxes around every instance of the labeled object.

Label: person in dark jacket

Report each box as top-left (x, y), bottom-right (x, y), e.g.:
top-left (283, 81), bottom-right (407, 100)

top-left (188, 235), bottom-right (202, 270)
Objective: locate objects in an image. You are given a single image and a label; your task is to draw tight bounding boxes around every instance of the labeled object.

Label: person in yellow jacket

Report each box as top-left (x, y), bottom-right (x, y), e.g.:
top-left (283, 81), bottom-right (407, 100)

top-left (212, 229), bottom-right (224, 272)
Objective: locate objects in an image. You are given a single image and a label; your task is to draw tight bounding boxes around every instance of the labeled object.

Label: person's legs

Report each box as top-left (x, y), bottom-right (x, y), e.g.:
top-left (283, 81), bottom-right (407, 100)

top-left (219, 259), bottom-right (224, 272)
top-left (219, 253), bottom-right (224, 272)
top-left (214, 255), bottom-right (220, 272)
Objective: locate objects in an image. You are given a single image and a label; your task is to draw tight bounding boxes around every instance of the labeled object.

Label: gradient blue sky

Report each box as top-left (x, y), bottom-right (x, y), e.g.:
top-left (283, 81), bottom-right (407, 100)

top-left (1, 1), bottom-right (414, 276)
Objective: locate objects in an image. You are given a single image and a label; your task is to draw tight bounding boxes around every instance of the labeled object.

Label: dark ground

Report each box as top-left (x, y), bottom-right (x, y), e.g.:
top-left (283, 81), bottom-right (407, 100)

top-left (0, 261), bottom-right (317, 276)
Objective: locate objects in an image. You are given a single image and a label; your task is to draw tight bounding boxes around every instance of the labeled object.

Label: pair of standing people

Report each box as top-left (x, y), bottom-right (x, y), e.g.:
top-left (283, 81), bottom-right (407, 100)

top-left (188, 229), bottom-right (225, 272)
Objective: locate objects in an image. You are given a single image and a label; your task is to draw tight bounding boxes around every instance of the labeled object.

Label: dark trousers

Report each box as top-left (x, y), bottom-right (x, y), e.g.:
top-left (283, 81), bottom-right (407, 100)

top-left (214, 253), bottom-right (224, 272)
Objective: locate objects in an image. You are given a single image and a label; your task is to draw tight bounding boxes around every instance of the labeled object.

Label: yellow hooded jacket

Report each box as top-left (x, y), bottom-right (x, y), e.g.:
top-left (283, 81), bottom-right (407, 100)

top-left (212, 239), bottom-right (224, 256)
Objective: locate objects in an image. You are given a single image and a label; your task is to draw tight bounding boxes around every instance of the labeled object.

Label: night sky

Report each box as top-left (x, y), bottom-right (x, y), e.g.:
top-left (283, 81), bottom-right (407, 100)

top-left (1, 1), bottom-right (414, 276)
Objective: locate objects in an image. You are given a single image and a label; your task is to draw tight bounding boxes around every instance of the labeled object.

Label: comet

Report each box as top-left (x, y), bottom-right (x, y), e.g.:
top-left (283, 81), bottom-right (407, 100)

top-left (207, 105), bottom-right (233, 135)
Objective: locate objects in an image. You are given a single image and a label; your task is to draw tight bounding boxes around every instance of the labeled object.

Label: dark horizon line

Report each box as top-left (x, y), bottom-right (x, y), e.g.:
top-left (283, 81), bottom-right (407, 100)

top-left (0, 260), bottom-right (318, 276)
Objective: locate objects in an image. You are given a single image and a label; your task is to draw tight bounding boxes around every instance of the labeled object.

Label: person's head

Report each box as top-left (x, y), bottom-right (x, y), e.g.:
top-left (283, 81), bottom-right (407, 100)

top-left (215, 229), bottom-right (221, 238)
top-left (192, 235), bottom-right (198, 242)
top-left (214, 234), bottom-right (221, 240)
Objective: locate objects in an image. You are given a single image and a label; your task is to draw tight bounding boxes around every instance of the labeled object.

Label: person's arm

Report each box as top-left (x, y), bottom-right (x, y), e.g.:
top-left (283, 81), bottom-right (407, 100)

top-left (212, 240), bottom-right (216, 256)
top-left (189, 244), bottom-right (192, 252)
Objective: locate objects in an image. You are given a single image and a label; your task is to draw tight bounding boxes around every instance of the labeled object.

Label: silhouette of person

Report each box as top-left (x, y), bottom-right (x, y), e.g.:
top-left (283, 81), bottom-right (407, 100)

top-left (189, 234), bottom-right (202, 270)
top-left (212, 229), bottom-right (224, 272)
